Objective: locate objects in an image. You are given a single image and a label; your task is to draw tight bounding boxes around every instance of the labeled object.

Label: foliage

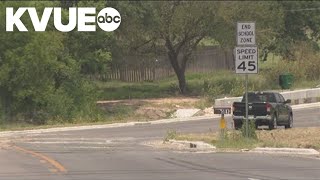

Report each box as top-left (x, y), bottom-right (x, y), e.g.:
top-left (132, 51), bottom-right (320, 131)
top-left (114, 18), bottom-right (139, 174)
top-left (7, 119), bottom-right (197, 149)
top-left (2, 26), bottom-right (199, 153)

top-left (270, 1), bottom-right (320, 60)
top-left (164, 129), bottom-right (178, 142)
top-left (201, 72), bottom-right (269, 102)
top-left (97, 69), bottom-right (317, 102)
top-left (260, 41), bottom-right (320, 90)
top-left (241, 120), bottom-right (257, 139)
top-left (0, 1), bottom-right (108, 124)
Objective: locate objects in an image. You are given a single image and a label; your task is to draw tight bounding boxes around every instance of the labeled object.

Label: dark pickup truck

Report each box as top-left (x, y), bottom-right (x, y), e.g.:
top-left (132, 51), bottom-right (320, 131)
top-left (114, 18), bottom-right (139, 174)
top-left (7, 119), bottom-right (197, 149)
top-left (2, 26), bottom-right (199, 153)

top-left (232, 92), bottom-right (293, 130)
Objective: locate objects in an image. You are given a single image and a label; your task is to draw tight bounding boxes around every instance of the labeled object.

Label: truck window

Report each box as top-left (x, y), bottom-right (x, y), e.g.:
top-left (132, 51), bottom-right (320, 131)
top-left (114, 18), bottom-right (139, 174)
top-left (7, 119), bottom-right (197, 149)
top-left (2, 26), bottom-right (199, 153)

top-left (242, 93), bottom-right (277, 103)
top-left (279, 94), bottom-right (286, 103)
top-left (275, 93), bottom-right (281, 103)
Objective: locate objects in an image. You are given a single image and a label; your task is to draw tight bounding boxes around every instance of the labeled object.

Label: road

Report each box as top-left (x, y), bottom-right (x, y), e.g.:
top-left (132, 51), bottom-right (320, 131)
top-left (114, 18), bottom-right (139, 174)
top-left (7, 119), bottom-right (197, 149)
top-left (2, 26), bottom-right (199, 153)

top-left (0, 106), bottom-right (319, 180)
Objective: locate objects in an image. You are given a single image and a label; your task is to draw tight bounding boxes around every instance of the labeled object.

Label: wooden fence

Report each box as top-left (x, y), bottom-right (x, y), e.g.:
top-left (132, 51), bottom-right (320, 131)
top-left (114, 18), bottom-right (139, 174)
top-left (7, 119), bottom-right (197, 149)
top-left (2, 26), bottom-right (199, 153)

top-left (99, 46), bottom-right (234, 82)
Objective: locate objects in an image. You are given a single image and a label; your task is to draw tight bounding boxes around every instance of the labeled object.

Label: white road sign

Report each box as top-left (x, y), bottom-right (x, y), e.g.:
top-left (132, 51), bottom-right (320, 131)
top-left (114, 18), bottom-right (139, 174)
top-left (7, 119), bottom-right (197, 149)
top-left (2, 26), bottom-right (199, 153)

top-left (235, 46), bottom-right (258, 74)
top-left (237, 22), bottom-right (255, 46)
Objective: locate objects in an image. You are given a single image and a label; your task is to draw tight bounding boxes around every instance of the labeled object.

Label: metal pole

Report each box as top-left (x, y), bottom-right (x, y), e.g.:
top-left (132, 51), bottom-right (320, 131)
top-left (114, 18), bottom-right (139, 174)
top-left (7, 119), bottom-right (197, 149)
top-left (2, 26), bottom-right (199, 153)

top-left (245, 74), bottom-right (249, 138)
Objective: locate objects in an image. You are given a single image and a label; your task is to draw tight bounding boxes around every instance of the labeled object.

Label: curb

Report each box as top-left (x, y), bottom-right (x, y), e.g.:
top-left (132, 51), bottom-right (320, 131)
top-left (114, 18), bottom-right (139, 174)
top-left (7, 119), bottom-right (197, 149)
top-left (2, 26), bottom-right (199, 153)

top-left (215, 88), bottom-right (320, 107)
top-left (166, 141), bottom-right (320, 156)
top-left (134, 122), bottom-right (152, 126)
top-left (291, 102), bottom-right (320, 110)
top-left (251, 147), bottom-right (320, 155)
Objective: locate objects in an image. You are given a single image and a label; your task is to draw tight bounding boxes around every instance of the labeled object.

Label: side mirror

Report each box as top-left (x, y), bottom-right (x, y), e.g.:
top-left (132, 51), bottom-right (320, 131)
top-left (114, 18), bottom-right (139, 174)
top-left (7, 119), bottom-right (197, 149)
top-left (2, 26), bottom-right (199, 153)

top-left (285, 99), bottom-right (291, 104)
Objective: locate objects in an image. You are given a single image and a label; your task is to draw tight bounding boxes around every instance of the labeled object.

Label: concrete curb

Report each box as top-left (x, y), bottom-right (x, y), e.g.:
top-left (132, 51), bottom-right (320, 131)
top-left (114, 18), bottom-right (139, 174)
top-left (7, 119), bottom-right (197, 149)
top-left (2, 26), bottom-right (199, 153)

top-left (134, 122), bottom-right (152, 126)
top-left (291, 102), bottom-right (320, 110)
top-left (251, 147), bottom-right (320, 155)
top-left (215, 88), bottom-right (320, 107)
top-left (165, 141), bottom-right (320, 155)
top-left (0, 122), bottom-right (136, 137)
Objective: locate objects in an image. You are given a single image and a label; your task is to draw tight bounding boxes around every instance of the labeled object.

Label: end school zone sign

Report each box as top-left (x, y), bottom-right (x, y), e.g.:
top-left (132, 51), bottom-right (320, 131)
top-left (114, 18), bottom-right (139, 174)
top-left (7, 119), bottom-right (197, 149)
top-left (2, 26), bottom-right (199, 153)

top-left (237, 22), bottom-right (255, 46)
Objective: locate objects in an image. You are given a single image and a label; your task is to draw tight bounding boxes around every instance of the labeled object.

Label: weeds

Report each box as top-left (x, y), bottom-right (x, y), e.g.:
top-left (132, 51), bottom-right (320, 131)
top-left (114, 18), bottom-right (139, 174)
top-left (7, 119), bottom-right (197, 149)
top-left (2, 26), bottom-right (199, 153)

top-left (164, 129), bottom-right (178, 142)
top-left (240, 120), bottom-right (257, 139)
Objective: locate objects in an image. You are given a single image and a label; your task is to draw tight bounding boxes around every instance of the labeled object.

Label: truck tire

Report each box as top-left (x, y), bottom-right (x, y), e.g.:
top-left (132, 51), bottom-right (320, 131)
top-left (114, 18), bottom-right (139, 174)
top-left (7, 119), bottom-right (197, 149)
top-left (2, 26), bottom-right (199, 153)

top-left (285, 114), bottom-right (293, 129)
top-left (254, 120), bottom-right (259, 130)
top-left (269, 115), bottom-right (277, 130)
top-left (234, 121), bottom-right (242, 130)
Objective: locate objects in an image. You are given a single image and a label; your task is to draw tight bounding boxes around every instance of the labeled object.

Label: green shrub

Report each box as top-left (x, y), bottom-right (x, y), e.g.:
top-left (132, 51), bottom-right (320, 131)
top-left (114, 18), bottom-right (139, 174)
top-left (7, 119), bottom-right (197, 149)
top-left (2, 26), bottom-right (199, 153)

top-left (241, 120), bottom-right (257, 139)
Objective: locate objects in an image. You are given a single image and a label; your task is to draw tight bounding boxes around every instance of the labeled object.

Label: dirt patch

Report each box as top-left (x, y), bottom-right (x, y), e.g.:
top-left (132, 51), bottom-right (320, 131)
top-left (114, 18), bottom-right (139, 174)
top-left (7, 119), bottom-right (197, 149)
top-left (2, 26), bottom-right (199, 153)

top-left (97, 97), bottom-right (203, 121)
top-left (97, 97), bottom-right (200, 106)
top-left (135, 107), bottom-right (172, 120)
top-left (0, 138), bottom-right (11, 149)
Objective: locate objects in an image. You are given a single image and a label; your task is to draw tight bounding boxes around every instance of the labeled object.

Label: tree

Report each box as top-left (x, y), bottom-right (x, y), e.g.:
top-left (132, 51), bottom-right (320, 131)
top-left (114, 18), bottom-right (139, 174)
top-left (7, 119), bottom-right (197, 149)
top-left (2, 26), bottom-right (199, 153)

top-left (218, 1), bottom-right (320, 61)
top-left (215, 1), bottom-right (285, 60)
top-left (114, 1), bottom-right (220, 94)
top-left (270, 1), bottom-right (320, 60)
top-left (61, 1), bottom-right (114, 78)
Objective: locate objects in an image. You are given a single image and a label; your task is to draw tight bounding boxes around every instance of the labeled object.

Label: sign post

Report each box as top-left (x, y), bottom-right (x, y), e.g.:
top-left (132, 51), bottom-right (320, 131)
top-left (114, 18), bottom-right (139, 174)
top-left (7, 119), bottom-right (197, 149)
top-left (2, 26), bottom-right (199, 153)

top-left (235, 22), bottom-right (257, 138)
top-left (213, 107), bottom-right (230, 141)
top-left (220, 111), bottom-right (226, 141)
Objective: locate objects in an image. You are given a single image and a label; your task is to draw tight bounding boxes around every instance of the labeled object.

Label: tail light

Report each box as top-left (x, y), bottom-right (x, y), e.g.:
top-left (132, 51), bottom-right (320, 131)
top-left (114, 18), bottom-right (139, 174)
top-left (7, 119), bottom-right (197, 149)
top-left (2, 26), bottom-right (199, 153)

top-left (266, 103), bottom-right (272, 112)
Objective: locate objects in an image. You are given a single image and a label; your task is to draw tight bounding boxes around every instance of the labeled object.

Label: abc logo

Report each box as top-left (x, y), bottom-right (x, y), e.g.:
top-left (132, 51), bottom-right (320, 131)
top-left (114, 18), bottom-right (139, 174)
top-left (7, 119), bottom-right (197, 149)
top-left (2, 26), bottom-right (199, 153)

top-left (97, 7), bottom-right (121, 32)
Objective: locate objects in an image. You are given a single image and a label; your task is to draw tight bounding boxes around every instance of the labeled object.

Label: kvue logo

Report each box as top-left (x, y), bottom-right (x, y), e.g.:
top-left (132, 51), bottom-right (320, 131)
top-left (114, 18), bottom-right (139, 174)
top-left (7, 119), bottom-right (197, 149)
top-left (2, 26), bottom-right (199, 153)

top-left (6, 7), bottom-right (121, 32)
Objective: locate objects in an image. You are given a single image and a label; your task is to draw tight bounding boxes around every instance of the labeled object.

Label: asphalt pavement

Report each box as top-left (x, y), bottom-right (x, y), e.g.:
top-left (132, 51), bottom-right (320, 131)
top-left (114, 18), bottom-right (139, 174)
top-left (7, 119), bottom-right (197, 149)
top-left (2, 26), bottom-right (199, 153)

top-left (0, 106), bottom-right (319, 180)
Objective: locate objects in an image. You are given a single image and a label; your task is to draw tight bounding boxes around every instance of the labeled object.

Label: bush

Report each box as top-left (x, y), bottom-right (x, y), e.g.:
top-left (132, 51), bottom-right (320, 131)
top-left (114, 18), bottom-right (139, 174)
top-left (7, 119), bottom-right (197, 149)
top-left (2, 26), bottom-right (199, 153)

top-left (202, 71), bottom-right (270, 102)
top-left (260, 41), bottom-right (320, 89)
top-left (0, 32), bottom-right (101, 125)
top-left (241, 120), bottom-right (257, 139)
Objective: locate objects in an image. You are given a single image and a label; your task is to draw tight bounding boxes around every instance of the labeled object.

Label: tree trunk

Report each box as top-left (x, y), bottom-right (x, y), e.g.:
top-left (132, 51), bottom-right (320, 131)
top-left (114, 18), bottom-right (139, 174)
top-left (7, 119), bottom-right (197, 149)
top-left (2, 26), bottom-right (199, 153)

top-left (168, 53), bottom-right (187, 94)
top-left (176, 69), bottom-right (187, 94)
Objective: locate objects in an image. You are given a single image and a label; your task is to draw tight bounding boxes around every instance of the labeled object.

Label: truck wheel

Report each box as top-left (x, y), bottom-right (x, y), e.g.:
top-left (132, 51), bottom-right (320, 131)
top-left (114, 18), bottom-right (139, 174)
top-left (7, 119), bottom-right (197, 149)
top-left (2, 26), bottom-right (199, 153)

top-left (269, 115), bottom-right (277, 130)
top-left (254, 121), bottom-right (259, 130)
top-left (285, 115), bottom-right (293, 129)
top-left (234, 121), bottom-right (242, 130)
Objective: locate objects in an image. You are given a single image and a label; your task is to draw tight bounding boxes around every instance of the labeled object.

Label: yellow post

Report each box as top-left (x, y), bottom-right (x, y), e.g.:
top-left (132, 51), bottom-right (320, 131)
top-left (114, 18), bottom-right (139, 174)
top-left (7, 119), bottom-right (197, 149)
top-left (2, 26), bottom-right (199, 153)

top-left (220, 114), bottom-right (226, 129)
top-left (220, 112), bottom-right (226, 140)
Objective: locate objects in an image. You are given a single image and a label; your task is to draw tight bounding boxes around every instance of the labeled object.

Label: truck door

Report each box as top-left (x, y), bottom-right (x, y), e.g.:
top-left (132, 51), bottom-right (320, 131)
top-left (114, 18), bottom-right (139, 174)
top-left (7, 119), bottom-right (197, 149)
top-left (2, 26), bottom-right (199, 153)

top-left (279, 94), bottom-right (290, 122)
top-left (275, 93), bottom-right (286, 122)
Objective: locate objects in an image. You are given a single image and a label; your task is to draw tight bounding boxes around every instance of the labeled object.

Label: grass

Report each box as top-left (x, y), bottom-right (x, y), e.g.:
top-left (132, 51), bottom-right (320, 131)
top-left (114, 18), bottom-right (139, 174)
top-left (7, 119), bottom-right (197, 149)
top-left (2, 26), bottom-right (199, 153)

top-left (0, 104), bottom-right (140, 131)
top-left (95, 70), bottom-right (244, 100)
top-left (0, 97), bottom-right (199, 131)
top-left (168, 128), bottom-right (320, 151)
top-left (0, 119), bottom-right (127, 132)
top-left (97, 66), bottom-right (319, 102)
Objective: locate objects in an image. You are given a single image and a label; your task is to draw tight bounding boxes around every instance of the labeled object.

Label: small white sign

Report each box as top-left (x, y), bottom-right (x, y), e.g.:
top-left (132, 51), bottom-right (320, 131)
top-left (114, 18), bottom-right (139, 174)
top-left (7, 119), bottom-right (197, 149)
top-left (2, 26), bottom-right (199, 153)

top-left (237, 22), bottom-right (255, 46)
top-left (235, 46), bottom-right (258, 74)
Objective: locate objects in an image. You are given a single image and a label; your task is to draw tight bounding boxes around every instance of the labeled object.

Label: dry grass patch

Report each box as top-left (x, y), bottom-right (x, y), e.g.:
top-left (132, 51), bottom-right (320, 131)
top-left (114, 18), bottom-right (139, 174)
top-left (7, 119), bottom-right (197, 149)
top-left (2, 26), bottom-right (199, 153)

top-left (98, 97), bottom-right (202, 121)
top-left (174, 132), bottom-right (219, 144)
top-left (257, 127), bottom-right (320, 149)
top-left (171, 128), bottom-right (320, 151)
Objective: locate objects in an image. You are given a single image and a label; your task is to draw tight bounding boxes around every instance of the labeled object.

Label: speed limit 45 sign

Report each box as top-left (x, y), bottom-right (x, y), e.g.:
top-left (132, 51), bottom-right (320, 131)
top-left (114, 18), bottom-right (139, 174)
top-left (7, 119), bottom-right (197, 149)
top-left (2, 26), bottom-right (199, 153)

top-left (235, 46), bottom-right (258, 74)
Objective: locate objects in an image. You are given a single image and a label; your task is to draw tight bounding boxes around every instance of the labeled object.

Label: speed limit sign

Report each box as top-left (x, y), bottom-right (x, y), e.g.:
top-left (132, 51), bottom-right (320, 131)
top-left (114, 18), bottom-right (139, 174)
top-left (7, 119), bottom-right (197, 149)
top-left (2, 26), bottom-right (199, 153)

top-left (235, 46), bottom-right (258, 74)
